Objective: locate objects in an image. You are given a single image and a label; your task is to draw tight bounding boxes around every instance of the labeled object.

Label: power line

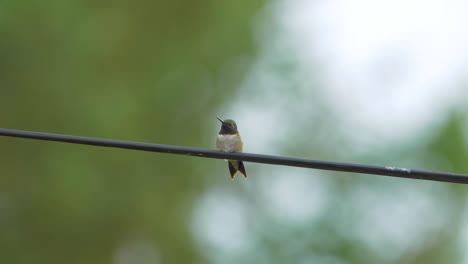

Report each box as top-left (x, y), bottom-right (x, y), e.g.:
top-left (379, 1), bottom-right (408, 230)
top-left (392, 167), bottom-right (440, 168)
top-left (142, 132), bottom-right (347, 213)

top-left (0, 128), bottom-right (466, 184)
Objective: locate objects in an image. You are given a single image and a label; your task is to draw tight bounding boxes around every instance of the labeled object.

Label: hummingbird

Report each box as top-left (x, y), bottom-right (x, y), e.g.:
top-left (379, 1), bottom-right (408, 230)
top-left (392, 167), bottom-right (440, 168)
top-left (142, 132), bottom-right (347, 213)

top-left (216, 117), bottom-right (247, 180)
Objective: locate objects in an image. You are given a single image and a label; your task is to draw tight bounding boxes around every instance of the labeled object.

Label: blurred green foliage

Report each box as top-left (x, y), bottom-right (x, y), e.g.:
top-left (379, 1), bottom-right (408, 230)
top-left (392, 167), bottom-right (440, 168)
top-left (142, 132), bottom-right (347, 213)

top-left (0, 0), bottom-right (265, 263)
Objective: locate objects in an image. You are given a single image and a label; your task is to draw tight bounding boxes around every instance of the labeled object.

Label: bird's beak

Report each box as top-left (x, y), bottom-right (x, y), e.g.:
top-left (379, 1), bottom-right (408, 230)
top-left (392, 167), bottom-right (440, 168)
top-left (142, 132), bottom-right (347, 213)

top-left (216, 117), bottom-right (224, 123)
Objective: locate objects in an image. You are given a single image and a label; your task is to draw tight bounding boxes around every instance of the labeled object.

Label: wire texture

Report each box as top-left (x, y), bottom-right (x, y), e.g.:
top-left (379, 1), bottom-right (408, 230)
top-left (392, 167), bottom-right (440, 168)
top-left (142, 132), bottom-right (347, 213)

top-left (0, 128), bottom-right (467, 184)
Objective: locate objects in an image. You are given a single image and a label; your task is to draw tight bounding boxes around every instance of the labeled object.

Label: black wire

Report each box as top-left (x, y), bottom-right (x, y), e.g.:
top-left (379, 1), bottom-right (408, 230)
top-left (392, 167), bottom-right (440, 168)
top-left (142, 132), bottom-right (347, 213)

top-left (0, 128), bottom-right (466, 184)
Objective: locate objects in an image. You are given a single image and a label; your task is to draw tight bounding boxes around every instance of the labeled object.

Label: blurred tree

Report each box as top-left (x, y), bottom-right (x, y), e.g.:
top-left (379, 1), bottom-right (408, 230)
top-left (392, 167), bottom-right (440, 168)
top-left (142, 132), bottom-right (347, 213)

top-left (0, 0), bottom-right (266, 263)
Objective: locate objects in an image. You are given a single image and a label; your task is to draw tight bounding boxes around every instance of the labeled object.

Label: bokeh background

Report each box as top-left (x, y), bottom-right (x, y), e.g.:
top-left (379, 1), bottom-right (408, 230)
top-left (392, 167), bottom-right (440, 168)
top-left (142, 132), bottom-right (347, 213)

top-left (1, 0), bottom-right (468, 263)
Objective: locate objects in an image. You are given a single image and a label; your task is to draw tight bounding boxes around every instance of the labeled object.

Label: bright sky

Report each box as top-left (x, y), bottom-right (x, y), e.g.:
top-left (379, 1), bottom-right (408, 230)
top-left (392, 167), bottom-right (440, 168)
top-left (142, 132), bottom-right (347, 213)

top-left (282, 0), bottom-right (468, 143)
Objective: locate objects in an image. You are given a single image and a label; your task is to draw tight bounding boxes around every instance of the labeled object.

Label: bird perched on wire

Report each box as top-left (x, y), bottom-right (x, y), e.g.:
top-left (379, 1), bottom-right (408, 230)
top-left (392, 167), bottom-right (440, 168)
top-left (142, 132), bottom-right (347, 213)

top-left (216, 117), bottom-right (247, 179)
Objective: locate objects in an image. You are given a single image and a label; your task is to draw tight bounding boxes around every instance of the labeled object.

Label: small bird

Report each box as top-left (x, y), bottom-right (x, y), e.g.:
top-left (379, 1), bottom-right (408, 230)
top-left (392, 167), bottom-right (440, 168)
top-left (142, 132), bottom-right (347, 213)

top-left (216, 117), bottom-right (247, 179)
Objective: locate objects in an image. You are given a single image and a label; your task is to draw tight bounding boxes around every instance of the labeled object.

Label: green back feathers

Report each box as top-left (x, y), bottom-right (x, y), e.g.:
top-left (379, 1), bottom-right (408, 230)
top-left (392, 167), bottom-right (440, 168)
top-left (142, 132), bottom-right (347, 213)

top-left (223, 119), bottom-right (237, 129)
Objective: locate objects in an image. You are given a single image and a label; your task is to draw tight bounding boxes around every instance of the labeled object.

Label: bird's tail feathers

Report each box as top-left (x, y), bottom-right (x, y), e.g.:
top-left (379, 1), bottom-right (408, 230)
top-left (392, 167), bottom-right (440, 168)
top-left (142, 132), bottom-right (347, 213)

top-left (238, 161), bottom-right (247, 178)
top-left (228, 161), bottom-right (248, 180)
top-left (228, 161), bottom-right (238, 180)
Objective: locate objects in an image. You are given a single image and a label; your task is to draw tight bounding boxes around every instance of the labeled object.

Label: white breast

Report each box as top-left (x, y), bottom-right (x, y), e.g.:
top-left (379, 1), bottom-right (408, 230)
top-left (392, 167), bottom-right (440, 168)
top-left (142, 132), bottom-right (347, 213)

top-left (216, 134), bottom-right (243, 152)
